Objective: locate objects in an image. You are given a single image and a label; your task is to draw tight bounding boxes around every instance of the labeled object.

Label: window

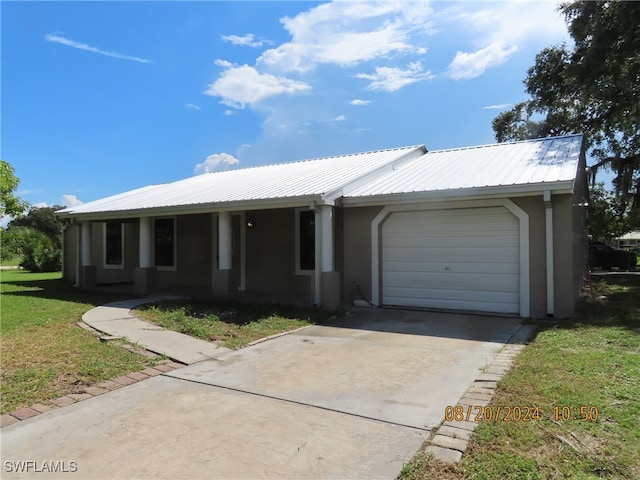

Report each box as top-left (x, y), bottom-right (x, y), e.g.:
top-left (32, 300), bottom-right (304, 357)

top-left (104, 222), bottom-right (124, 268)
top-left (154, 218), bottom-right (176, 268)
top-left (296, 209), bottom-right (315, 273)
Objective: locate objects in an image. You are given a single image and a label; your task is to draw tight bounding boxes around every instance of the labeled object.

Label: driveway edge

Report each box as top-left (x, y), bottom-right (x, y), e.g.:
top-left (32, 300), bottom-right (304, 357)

top-left (421, 324), bottom-right (538, 463)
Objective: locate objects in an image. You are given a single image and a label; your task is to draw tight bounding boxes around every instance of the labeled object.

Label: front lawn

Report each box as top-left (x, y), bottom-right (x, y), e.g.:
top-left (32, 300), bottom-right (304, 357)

top-left (135, 300), bottom-right (331, 350)
top-left (399, 274), bottom-right (640, 479)
top-left (0, 270), bottom-right (159, 414)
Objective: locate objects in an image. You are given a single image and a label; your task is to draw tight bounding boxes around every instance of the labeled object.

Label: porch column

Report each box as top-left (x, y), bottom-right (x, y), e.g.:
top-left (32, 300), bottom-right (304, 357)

top-left (135, 216), bottom-right (157, 295)
top-left (218, 211), bottom-right (232, 270)
top-left (318, 205), bottom-right (340, 310)
top-left (213, 212), bottom-right (232, 299)
top-left (80, 221), bottom-right (96, 289)
top-left (139, 217), bottom-right (152, 268)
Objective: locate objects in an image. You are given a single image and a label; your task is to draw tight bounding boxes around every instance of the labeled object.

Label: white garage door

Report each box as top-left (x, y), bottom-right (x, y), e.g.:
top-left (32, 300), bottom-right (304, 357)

top-left (382, 207), bottom-right (520, 314)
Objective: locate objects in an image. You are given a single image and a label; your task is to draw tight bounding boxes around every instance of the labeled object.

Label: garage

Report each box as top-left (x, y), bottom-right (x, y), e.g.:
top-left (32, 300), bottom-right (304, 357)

top-left (381, 206), bottom-right (520, 314)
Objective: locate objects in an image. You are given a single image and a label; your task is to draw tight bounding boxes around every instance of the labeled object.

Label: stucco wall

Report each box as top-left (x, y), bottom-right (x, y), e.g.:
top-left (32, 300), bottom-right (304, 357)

top-left (341, 206), bottom-right (384, 304)
top-left (62, 223), bottom-right (78, 284)
top-left (511, 196), bottom-right (547, 318)
top-left (156, 214), bottom-right (212, 292)
top-left (90, 221), bottom-right (138, 285)
top-left (244, 208), bottom-right (312, 305)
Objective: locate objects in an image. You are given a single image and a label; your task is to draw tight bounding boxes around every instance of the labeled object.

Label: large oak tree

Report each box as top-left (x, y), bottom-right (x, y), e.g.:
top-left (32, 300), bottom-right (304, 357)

top-left (493, 1), bottom-right (639, 221)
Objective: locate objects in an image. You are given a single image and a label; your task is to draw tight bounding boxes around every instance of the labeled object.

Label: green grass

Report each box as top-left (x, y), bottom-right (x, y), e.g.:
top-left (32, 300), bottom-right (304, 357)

top-left (399, 274), bottom-right (640, 480)
top-left (0, 270), bottom-right (159, 414)
top-left (0, 256), bottom-right (22, 267)
top-left (135, 300), bottom-right (332, 350)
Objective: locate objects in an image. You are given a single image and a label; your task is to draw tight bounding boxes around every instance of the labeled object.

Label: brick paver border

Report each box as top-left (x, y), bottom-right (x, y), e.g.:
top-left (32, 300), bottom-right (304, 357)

top-left (1, 360), bottom-right (185, 428)
top-left (421, 324), bottom-right (538, 464)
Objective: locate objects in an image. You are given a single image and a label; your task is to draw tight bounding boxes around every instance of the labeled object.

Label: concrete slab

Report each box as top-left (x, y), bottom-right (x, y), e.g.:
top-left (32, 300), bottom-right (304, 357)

top-left (1, 376), bottom-right (426, 480)
top-left (2, 308), bottom-right (522, 479)
top-left (82, 297), bottom-right (232, 364)
top-left (168, 309), bottom-right (521, 429)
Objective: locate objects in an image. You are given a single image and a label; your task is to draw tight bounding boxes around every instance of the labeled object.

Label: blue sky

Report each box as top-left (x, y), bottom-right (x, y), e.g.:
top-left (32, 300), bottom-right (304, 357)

top-left (2, 1), bottom-right (572, 210)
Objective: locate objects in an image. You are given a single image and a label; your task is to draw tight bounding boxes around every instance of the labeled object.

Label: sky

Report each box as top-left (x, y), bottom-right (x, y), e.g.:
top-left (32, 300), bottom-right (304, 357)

top-left (2, 0), bottom-right (573, 211)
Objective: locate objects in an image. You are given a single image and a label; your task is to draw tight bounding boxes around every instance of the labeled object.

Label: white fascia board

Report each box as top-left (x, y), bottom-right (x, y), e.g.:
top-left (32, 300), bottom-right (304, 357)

top-left (321, 146), bottom-right (427, 204)
top-left (55, 195), bottom-right (325, 221)
top-left (342, 181), bottom-right (575, 207)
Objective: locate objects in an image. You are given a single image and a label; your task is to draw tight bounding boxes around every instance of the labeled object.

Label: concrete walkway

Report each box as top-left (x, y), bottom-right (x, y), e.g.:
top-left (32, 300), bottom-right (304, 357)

top-left (82, 296), bottom-right (232, 364)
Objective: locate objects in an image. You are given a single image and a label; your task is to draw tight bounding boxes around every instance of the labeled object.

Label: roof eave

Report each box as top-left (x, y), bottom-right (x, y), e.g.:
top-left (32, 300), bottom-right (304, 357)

top-left (341, 181), bottom-right (576, 207)
top-left (55, 194), bottom-right (328, 221)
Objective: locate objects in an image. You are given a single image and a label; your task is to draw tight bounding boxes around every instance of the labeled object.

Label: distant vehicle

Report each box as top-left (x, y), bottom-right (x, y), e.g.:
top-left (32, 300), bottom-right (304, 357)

top-left (589, 242), bottom-right (637, 271)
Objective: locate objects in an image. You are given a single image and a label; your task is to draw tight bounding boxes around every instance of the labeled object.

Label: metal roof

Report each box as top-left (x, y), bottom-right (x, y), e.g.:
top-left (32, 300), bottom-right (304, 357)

top-left (344, 134), bottom-right (583, 200)
top-left (57, 146), bottom-right (424, 217)
top-left (57, 135), bottom-right (583, 219)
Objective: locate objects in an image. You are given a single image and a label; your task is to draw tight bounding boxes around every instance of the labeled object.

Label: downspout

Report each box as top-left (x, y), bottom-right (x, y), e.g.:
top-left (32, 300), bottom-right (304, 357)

top-left (544, 191), bottom-right (554, 317)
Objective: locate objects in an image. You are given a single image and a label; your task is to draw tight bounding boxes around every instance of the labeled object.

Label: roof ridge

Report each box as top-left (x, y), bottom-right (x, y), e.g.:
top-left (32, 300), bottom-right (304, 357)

top-left (426, 134), bottom-right (583, 155)
top-left (197, 145), bottom-right (425, 176)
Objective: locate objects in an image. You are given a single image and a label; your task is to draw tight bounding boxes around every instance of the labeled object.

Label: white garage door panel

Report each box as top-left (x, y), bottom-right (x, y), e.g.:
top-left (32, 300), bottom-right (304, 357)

top-left (382, 207), bottom-right (520, 314)
top-left (384, 271), bottom-right (519, 293)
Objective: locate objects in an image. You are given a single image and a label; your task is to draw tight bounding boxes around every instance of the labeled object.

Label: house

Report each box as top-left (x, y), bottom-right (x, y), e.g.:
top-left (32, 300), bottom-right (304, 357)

top-left (615, 231), bottom-right (640, 250)
top-left (56, 134), bottom-right (588, 318)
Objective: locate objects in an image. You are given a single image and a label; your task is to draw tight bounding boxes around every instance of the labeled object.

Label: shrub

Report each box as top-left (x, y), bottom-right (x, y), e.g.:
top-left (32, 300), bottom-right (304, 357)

top-left (12, 227), bottom-right (62, 272)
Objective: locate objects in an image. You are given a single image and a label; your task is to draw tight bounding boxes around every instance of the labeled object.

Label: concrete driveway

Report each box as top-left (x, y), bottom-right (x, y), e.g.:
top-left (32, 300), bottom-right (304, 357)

top-left (1, 309), bottom-right (522, 479)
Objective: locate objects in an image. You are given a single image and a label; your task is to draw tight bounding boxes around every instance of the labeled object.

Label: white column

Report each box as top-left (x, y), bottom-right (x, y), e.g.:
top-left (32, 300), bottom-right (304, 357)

top-left (81, 221), bottom-right (92, 266)
top-left (314, 209), bottom-right (322, 306)
top-left (320, 206), bottom-right (334, 272)
top-left (239, 212), bottom-right (246, 291)
top-left (218, 211), bottom-right (232, 270)
top-left (544, 191), bottom-right (555, 316)
top-left (139, 217), bottom-right (152, 268)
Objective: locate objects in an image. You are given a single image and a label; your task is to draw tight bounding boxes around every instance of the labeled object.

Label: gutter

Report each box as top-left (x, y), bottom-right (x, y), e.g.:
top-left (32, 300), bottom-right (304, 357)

top-left (340, 181), bottom-right (575, 207)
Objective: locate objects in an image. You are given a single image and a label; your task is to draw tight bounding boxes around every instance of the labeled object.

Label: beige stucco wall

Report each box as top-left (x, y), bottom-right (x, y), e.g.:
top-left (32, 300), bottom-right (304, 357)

top-left (62, 223), bottom-right (79, 284)
top-left (156, 214), bottom-right (213, 293)
top-left (341, 206), bottom-right (384, 304)
top-left (244, 208), bottom-right (313, 306)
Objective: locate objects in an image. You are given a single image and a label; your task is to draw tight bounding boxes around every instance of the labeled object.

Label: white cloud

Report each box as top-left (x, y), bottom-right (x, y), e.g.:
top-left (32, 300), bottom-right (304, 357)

top-left (185, 103), bottom-right (201, 110)
top-left (44, 34), bottom-right (151, 63)
top-left (349, 99), bottom-right (371, 106)
top-left (215, 59), bottom-right (234, 68)
top-left (257, 1), bottom-right (433, 73)
top-left (194, 153), bottom-right (239, 174)
top-left (334, 114), bottom-right (346, 122)
top-left (356, 61), bottom-right (433, 92)
top-left (33, 202), bottom-right (49, 209)
top-left (222, 33), bottom-right (269, 48)
top-left (61, 194), bottom-right (83, 207)
top-left (446, 42), bottom-right (518, 80)
top-left (224, 110), bottom-right (236, 116)
top-left (204, 63), bottom-right (312, 109)
top-left (441, 2), bottom-right (567, 80)
top-left (483, 103), bottom-right (511, 110)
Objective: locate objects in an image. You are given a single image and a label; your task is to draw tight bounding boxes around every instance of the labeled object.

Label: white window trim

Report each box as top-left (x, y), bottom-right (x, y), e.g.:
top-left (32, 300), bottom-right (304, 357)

top-left (103, 222), bottom-right (124, 270)
top-left (295, 207), bottom-right (314, 276)
top-left (153, 216), bottom-right (177, 271)
top-left (370, 199), bottom-right (530, 317)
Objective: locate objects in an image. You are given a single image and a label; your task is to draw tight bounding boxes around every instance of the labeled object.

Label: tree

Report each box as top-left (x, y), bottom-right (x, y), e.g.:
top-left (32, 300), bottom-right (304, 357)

top-left (587, 183), bottom-right (631, 243)
top-left (10, 205), bottom-right (65, 248)
top-left (1, 160), bottom-right (27, 218)
top-left (493, 1), bottom-right (640, 215)
top-left (4, 205), bottom-right (65, 272)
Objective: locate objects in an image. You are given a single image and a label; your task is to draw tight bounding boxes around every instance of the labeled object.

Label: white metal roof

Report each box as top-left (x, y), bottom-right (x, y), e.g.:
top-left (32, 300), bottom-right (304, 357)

top-left (57, 146), bottom-right (424, 217)
top-left (57, 135), bottom-right (583, 219)
top-left (344, 134), bottom-right (583, 201)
